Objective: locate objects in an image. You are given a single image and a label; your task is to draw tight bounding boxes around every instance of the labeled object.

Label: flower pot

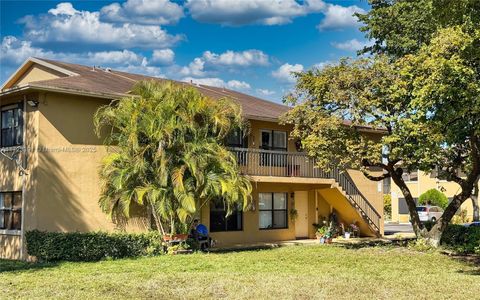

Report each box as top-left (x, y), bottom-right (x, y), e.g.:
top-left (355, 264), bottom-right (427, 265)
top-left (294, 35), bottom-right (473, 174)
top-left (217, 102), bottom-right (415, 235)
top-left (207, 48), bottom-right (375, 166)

top-left (344, 232), bottom-right (351, 239)
top-left (319, 237), bottom-right (325, 244)
top-left (326, 238), bottom-right (332, 244)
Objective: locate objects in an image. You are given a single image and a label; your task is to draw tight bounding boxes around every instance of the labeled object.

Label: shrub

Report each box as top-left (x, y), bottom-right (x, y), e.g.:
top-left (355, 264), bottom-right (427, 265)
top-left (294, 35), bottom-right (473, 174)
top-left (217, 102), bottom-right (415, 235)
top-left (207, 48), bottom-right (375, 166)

top-left (26, 230), bottom-right (163, 262)
top-left (440, 225), bottom-right (480, 254)
top-left (451, 209), bottom-right (469, 224)
top-left (383, 194), bottom-right (392, 220)
top-left (418, 189), bottom-right (448, 209)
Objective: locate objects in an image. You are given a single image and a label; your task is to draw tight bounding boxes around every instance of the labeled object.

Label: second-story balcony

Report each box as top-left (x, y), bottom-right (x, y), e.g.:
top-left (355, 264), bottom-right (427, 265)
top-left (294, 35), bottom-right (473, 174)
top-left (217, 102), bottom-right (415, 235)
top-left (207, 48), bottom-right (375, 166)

top-left (229, 147), bottom-right (382, 235)
top-left (229, 147), bottom-right (333, 178)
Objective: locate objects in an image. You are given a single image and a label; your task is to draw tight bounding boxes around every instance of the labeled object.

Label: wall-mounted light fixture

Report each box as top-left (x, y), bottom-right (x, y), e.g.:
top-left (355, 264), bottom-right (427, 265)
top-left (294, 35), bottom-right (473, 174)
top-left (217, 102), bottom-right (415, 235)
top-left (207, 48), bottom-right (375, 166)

top-left (27, 100), bottom-right (39, 107)
top-left (290, 192), bottom-right (295, 199)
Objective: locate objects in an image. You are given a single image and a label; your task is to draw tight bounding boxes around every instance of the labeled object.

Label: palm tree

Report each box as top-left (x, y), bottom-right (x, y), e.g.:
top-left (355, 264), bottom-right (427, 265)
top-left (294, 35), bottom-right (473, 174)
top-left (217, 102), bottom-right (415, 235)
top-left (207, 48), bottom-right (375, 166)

top-left (94, 80), bottom-right (252, 235)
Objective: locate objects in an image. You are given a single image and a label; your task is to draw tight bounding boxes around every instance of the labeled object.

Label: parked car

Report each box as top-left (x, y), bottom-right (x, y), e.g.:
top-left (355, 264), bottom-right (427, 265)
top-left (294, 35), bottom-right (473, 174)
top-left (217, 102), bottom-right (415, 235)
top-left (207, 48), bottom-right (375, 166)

top-left (416, 206), bottom-right (444, 222)
top-left (464, 221), bottom-right (480, 227)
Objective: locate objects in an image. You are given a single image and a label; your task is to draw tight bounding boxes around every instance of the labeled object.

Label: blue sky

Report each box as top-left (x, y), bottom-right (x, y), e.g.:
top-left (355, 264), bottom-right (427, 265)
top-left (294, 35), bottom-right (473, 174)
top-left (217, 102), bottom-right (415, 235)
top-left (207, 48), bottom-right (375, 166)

top-left (0, 0), bottom-right (371, 103)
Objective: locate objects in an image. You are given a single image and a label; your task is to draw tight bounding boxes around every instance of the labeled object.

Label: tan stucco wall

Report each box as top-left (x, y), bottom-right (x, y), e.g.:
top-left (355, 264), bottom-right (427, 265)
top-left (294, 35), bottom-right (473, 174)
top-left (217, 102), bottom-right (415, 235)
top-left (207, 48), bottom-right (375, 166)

top-left (0, 91), bottom-right (149, 259)
top-left (391, 170), bottom-right (475, 223)
top-left (200, 183), bottom-right (332, 247)
top-left (0, 235), bottom-right (21, 260)
top-left (33, 92), bottom-right (149, 233)
top-left (14, 65), bottom-right (63, 87)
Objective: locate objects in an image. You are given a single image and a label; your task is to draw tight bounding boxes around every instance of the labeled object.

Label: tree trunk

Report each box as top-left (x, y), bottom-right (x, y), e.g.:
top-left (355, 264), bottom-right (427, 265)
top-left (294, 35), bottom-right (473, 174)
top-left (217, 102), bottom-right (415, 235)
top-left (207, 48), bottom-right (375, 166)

top-left (389, 171), bottom-right (426, 237)
top-left (426, 189), bottom-right (472, 246)
top-left (472, 183), bottom-right (479, 221)
top-left (150, 202), bottom-right (165, 236)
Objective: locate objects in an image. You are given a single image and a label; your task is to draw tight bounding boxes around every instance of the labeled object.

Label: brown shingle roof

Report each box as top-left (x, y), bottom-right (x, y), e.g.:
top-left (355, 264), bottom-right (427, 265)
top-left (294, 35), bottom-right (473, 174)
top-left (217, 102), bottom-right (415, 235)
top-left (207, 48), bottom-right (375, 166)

top-left (29, 58), bottom-right (290, 121)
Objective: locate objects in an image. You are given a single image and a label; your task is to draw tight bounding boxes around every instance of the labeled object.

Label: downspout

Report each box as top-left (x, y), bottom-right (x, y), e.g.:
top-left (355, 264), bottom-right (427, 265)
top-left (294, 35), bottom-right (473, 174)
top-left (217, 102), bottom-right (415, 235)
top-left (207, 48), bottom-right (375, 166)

top-left (19, 96), bottom-right (28, 260)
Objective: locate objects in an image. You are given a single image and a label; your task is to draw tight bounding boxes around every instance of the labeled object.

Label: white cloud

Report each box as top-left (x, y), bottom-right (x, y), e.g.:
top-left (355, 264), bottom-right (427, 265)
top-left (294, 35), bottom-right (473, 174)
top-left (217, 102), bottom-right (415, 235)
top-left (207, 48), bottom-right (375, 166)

top-left (20, 3), bottom-right (183, 49)
top-left (256, 88), bottom-right (275, 96)
top-left (48, 2), bottom-right (78, 16)
top-left (331, 38), bottom-right (372, 52)
top-left (227, 80), bottom-right (251, 90)
top-left (317, 4), bottom-right (365, 31)
top-left (179, 49), bottom-right (269, 77)
top-left (116, 63), bottom-right (163, 77)
top-left (185, 0), bottom-right (363, 30)
top-left (100, 0), bottom-right (184, 25)
top-left (85, 50), bottom-right (144, 65)
top-left (0, 36), bottom-right (55, 65)
top-left (182, 76), bottom-right (251, 91)
top-left (271, 63), bottom-right (304, 83)
top-left (0, 36), bottom-right (164, 80)
top-left (202, 49), bottom-right (269, 67)
top-left (180, 58), bottom-right (206, 76)
top-left (312, 60), bottom-right (335, 70)
top-left (151, 49), bottom-right (175, 65)
top-left (185, 0), bottom-right (325, 26)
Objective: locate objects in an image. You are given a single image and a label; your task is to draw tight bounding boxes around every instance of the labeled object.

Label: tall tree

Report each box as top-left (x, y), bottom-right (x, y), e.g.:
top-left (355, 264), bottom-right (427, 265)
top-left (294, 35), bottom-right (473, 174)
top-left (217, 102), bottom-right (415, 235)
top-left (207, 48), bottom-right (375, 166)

top-left (94, 81), bottom-right (252, 235)
top-left (357, 0), bottom-right (480, 58)
top-left (283, 27), bottom-right (480, 245)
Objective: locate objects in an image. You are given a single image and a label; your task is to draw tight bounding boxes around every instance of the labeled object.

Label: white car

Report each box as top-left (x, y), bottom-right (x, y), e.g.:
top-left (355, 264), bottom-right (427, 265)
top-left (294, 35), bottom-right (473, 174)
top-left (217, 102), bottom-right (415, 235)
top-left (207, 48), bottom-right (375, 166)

top-left (416, 206), bottom-right (443, 222)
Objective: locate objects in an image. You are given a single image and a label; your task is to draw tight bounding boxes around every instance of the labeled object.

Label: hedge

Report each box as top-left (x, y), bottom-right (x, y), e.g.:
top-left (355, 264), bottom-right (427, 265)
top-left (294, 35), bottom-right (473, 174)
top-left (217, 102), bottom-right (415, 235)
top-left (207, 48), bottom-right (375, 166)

top-left (26, 230), bottom-right (163, 262)
top-left (440, 225), bottom-right (480, 254)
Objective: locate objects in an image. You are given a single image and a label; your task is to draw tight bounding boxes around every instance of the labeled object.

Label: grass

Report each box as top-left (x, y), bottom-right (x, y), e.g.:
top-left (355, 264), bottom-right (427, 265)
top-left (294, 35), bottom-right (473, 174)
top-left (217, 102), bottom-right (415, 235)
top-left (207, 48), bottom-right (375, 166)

top-left (1, 245), bottom-right (479, 299)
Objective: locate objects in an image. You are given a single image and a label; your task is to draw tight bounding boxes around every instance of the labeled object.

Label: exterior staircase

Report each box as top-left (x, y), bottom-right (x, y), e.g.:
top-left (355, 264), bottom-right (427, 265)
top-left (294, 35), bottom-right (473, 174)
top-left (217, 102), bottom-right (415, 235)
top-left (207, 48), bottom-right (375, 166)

top-left (230, 147), bottom-right (382, 237)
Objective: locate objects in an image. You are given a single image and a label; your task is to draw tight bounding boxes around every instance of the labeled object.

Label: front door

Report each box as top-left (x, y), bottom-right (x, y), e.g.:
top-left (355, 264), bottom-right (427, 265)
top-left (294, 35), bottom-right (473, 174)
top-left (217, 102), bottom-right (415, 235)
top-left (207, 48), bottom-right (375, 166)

top-left (295, 191), bottom-right (309, 238)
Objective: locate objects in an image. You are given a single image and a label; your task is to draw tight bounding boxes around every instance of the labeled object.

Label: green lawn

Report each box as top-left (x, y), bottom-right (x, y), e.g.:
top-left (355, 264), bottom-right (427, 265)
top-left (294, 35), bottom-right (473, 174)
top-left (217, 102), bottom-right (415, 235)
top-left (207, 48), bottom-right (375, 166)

top-left (1, 245), bottom-right (479, 299)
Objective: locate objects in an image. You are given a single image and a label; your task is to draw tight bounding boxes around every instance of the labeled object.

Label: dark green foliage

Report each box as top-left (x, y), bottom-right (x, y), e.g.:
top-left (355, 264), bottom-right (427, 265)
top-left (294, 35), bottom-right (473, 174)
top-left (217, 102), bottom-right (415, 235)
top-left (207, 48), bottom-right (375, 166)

top-left (440, 225), bottom-right (480, 254)
top-left (26, 230), bottom-right (163, 262)
top-left (418, 189), bottom-right (449, 209)
top-left (357, 0), bottom-right (480, 57)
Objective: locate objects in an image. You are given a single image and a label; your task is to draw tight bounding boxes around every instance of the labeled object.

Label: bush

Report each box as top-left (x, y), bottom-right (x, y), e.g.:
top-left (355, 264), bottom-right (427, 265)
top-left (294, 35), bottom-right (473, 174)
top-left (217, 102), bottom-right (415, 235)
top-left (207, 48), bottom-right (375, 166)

top-left (440, 225), bottom-right (480, 254)
top-left (26, 230), bottom-right (163, 262)
top-left (383, 194), bottom-right (392, 220)
top-left (418, 189), bottom-right (448, 209)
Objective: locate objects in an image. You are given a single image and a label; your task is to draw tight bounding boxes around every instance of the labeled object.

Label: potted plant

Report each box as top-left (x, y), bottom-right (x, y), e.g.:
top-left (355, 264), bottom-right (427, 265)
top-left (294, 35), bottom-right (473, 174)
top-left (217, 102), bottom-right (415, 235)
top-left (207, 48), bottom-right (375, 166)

top-left (315, 226), bottom-right (328, 244)
top-left (349, 223), bottom-right (359, 238)
top-left (344, 231), bottom-right (351, 239)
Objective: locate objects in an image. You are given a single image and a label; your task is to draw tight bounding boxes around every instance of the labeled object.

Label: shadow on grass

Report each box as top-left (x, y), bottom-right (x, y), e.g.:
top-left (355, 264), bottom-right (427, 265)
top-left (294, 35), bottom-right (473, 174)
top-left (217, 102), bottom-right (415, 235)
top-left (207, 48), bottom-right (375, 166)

top-left (209, 245), bottom-right (280, 254)
top-left (457, 269), bottom-right (480, 275)
top-left (0, 259), bottom-right (58, 273)
top-left (337, 239), bottom-right (412, 250)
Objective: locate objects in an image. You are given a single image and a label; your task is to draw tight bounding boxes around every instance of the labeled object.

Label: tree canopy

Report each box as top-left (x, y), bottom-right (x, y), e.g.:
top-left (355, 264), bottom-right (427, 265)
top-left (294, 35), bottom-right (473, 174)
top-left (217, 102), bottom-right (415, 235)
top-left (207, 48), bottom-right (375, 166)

top-left (357, 0), bottom-right (480, 57)
top-left (283, 26), bottom-right (480, 244)
top-left (418, 189), bottom-right (449, 209)
top-left (94, 81), bottom-right (252, 235)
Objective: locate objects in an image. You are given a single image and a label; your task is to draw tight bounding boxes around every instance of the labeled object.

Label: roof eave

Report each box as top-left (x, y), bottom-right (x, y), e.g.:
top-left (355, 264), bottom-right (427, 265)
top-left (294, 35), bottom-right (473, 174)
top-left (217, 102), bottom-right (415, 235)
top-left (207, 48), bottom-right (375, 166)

top-left (0, 84), bottom-right (128, 100)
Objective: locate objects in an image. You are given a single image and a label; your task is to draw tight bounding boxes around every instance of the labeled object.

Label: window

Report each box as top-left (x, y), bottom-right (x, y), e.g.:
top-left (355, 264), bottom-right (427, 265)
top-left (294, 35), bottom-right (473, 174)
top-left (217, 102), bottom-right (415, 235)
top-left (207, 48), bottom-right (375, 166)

top-left (259, 193), bottom-right (288, 229)
top-left (260, 130), bottom-right (287, 166)
top-left (402, 170), bottom-right (418, 182)
top-left (225, 129), bottom-right (248, 148)
top-left (210, 201), bottom-right (243, 232)
top-left (399, 197), bottom-right (418, 214)
top-left (260, 130), bottom-right (287, 151)
top-left (1, 103), bottom-right (23, 147)
top-left (0, 192), bottom-right (22, 231)
top-left (226, 129), bottom-right (248, 165)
